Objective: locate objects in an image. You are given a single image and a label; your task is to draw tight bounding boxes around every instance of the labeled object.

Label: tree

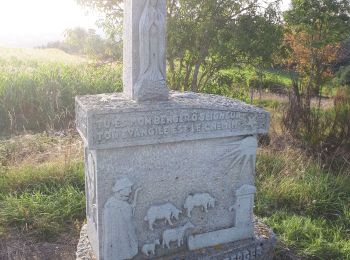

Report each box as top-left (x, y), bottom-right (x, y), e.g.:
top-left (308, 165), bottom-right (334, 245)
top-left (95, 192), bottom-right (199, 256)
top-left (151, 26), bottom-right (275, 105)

top-left (43, 27), bottom-right (122, 62)
top-left (77, 0), bottom-right (283, 93)
top-left (76, 0), bottom-right (123, 41)
top-left (167, 0), bottom-right (254, 91)
top-left (282, 0), bottom-right (350, 151)
top-left (233, 2), bottom-right (284, 101)
top-left (84, 29), bottom-right (122, 62)
top-left (64, 27), bottom-right (89, 54)
top-left (284, 0), bottom-right (350, 96)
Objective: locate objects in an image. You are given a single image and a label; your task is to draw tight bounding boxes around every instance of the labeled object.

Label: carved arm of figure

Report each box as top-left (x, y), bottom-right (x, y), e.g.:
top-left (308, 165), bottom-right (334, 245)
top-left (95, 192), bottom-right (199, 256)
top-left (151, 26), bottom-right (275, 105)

top-left (132, 187), bottom-right (142, 216)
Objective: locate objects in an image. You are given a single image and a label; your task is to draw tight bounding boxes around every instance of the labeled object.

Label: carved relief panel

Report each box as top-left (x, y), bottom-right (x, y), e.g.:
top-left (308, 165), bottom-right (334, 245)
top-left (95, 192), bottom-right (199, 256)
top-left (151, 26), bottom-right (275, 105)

top-left (95, 135), bottom-right (258, 258)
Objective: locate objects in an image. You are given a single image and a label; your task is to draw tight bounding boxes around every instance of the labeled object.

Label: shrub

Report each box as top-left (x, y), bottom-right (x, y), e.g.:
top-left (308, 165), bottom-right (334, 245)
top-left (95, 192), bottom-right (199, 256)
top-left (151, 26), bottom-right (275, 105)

top-left (336, 65), bottom-right (350, 87)
top-left (283, 83), bottom-right (350, 167)
top-left (200, 70), bottom-right (249, 101)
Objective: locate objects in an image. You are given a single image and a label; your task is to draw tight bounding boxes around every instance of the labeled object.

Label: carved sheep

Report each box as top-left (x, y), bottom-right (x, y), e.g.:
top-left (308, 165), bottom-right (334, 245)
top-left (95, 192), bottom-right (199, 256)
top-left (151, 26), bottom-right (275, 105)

top-left (141, 239), bottom-right (160, 256)
top-left (144, 203), bottom-right (182, 230)
top-left (184, 193), bottom-right (216, 217)
top-left (162, 222), bottom-right (194, 249)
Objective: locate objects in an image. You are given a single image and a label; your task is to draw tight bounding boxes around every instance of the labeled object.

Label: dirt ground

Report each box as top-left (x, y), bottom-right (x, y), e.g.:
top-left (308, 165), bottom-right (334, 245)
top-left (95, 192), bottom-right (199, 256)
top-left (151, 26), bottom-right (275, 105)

top-left (0, 231), bottom-right (78, 260)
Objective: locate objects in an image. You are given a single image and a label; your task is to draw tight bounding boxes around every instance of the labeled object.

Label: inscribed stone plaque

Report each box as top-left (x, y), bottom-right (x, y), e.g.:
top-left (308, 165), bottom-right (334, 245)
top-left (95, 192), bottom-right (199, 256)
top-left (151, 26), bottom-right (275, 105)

top-left (76, 92), bottom-right (270, 259)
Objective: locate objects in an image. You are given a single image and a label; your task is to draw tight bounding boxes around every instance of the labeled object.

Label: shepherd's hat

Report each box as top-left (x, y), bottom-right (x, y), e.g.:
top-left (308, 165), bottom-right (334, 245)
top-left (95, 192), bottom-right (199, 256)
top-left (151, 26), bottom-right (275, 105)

top-left (112, 177), bottom-right (134, 192)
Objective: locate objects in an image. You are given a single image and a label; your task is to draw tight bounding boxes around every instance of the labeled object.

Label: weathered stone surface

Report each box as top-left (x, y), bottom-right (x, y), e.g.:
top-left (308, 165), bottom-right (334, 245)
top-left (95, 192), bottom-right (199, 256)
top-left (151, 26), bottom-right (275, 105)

top-left (82, 136), bottom-right (260, 259)
top-left (76, 221), bottom-right (276, 260)
top-left (76, 225), bottom-right (96, 260)
top-left (76, 89), bottom-right (271, 259)
top-left (76, 91), bottom-right (269, 150)
top-left (123, 0), bottom-right (168, 102)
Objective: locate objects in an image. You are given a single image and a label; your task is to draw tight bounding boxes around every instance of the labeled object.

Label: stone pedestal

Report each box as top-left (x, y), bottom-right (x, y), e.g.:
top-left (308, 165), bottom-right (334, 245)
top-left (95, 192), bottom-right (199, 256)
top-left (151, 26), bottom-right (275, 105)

top-left (75, 91), bottom-right (271, 260)
top-left (77, 220), bottom-right (276, 260)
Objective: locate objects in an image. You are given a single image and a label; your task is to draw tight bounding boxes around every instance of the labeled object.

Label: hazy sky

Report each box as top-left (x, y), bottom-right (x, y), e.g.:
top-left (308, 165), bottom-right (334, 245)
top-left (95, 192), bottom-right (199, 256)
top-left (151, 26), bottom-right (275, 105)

top-left (0, 0), bottom-right (291, 48)
top-left (0, 0), bottom-right (101, 47)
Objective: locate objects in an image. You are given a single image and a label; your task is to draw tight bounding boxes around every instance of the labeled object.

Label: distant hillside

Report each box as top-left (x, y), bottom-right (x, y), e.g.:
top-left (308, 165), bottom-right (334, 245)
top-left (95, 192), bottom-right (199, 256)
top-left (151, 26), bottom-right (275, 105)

top-left (0, 46), bottom-right (87, 64)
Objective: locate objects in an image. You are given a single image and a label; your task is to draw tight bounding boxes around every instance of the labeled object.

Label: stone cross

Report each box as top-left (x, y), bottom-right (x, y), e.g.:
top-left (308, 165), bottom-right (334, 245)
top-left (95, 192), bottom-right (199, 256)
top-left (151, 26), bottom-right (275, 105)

top-left (123, 0), bottom-right (169, 102)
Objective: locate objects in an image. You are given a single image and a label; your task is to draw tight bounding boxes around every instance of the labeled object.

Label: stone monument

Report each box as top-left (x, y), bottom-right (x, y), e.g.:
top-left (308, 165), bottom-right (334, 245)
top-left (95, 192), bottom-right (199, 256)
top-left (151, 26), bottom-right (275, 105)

top-left (75, 0), bottom-right (275, 259)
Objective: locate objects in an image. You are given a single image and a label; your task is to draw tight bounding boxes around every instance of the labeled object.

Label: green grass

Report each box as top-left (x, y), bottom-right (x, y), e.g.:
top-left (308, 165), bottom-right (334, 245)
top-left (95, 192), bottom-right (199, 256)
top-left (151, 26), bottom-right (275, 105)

top-left (256, 149), bottom-right (350, 259)
top-left (0, 48), bottom-right (293, 134)
top-left (0, 161), bottom-right (85, 240)
top-left (222, 67), bottom-right (293, 88)
top-left (0, 46), bottom-right (87, 64)
top-left (253, 98), bottom-right (282, 109)
top-left (0, 133), bottom-right (85, 240)
top-left (0, 47), bottom-right (122, 134)
top-left (0, 133), bottom-right (348, 260)
top-left (0, 47), bottom-right (348, 258)
top-left (1, 185), bottom-right (85, 240)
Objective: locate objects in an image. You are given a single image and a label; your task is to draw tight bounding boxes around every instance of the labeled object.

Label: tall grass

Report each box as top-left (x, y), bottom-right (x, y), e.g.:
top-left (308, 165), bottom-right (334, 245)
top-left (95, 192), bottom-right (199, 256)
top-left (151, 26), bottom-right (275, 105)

top-left (0, 133), bottom-right (85, 240)
top-left (0, 49), bottom-right (122, 134)
top-left (0, 47), bottom-right (87, 64)
top-left (256, 148), bottom-right (350, 259)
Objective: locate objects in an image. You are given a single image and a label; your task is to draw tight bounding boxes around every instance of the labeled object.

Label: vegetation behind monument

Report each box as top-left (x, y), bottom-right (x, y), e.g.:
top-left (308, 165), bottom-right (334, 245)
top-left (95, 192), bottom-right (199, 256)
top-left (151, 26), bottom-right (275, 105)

top-left (0, 1), bottom-right (349, 259)
top-left (282, 0), bottom-right (350, 163)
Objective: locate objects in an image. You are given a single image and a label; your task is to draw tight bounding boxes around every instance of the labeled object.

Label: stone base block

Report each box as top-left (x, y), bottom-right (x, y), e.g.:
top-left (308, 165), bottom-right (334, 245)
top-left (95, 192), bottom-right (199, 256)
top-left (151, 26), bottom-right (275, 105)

top-left (76, 221), bottom-right (276, 260)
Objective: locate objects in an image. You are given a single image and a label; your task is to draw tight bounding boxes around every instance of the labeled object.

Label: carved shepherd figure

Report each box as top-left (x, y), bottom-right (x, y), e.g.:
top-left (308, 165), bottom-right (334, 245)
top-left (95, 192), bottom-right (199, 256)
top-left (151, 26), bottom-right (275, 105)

top-left (135, 0), bottom-right (168, 101)
top-left (102, 177), bottom-right (140, 260)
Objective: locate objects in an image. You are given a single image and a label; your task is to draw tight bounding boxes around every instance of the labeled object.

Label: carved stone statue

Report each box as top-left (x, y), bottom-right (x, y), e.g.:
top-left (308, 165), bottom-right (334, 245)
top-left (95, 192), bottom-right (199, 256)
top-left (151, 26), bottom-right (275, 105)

top-left (102, 177), bottom-right (140, 260)
top-left (135, 0), bottom-right (169, 101)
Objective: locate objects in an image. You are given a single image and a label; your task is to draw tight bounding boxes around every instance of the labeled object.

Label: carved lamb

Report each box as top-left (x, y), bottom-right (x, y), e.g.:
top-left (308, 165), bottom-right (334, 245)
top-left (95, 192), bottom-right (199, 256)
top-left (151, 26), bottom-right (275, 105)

top-left (141, 239), bottom-right (160, 256)
top-left (162, 222), bottom-right (195, 249)
top-left (144, 203), bottom-right (182, 230)
top-left (184, 193), bottom-right (216, 217)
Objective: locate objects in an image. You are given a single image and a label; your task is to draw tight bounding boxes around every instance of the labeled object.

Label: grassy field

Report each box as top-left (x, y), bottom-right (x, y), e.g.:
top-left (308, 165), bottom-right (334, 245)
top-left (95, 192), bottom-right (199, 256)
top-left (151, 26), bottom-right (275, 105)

top-left (0, 47), bottom-right (122, 135)
top-left (256, 147), bottom-right (350, 259)
top-left (0, 48), bottom-right (349, 259)
top-left (0, 123), bottom-right (348, 259)
top-left (221, 67), bottom-right (293, 90)
top-left (0, 47), bottom-right (88, 64)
